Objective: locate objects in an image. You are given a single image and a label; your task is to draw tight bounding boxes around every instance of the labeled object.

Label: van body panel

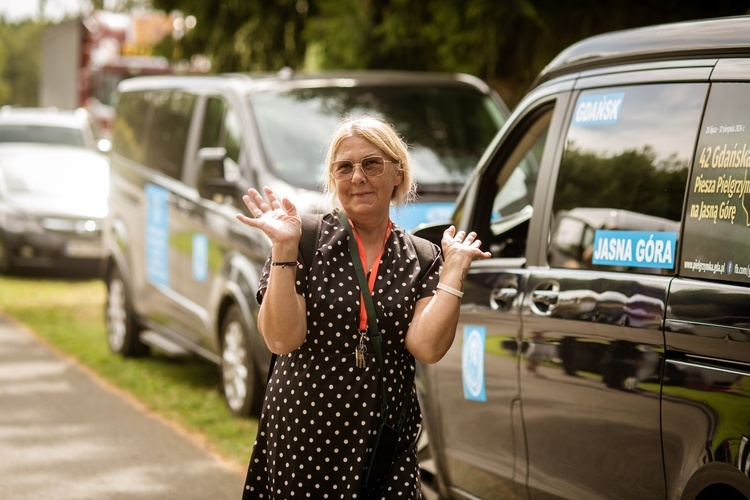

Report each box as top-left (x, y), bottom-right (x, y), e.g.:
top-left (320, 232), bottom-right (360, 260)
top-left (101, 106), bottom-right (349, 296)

top-left (664, 278), bottom-right (750, 499)
top-left (104, 70), bottom-right (508, 417)
top-left (415, 15), bottom-right (750, 499)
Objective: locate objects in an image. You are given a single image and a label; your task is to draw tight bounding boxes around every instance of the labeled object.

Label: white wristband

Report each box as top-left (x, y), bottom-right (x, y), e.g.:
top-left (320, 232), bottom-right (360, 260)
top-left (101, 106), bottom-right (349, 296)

top-left (436, 283), bottom-right (464, 299)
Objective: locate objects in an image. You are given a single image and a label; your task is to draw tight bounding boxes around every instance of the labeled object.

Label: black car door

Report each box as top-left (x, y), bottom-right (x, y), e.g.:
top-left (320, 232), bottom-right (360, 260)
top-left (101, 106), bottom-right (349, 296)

top-left (518, 81), bottom-right (708, 499)
top-left (418, 87), bottom-right (570, 499)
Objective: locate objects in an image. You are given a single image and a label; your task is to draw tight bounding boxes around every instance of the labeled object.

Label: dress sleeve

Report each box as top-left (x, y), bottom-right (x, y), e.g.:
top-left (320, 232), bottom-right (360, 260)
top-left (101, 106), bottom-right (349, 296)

top-left (416, 241), bottom-right (443, 300)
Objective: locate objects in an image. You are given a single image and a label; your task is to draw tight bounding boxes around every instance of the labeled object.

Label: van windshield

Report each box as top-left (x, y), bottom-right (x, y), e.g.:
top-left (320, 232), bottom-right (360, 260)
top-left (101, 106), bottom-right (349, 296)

top-left (250, 85), bottom-right (506, 192)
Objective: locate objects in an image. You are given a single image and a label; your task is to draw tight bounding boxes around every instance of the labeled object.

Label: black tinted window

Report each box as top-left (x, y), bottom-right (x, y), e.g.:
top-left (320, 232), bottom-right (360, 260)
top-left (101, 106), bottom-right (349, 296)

top-left (112, 91), bottom-right (151, 163)
top-left (549, 84), bottom-right (707, 273)
top-left (200, 97), bottom-right (242, 165)
top-left (144, 91), bottom-right (195, 179)
top-left (112, 89), bottom-right (195, 179)
top-left (681, 83), bottom-right (750, 284)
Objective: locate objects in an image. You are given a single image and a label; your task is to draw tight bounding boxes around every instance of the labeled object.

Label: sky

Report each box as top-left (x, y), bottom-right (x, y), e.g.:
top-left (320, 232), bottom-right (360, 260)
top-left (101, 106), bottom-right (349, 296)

top-left (0, 0), bottom-right (89, 22)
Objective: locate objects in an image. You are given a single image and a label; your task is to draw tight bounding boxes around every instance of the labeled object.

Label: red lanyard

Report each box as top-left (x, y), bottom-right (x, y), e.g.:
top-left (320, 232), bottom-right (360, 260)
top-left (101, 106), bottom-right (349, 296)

top-left (351, 220), bottom-right (392, 332)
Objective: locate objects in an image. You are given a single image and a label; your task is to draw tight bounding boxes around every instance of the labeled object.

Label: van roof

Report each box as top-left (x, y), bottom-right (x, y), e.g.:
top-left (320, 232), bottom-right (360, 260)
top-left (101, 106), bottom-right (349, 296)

top-left (534, 15), bottom-right (750, 87)
top-left (117, 69), bottom-right (495, 96)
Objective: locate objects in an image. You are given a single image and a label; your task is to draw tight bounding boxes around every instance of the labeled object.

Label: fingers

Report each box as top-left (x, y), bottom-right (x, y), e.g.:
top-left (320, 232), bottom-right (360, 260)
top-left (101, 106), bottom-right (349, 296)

top-left (242, 187), bottom-right (280, 219)
top-left (263, 186), bottom-right (284, 211)
top-left (442, 225), bottom-right (456, 240)
top-left (281, 196), bottom-right (298, 217)
top-left (238, 187), bottom-right (301, 230)
top-left (445, 227), bottom-right (477, 245)
top-left (441, 227), bottom-right (491, 261)
top-left (241, 188), bottom-right (264, 219)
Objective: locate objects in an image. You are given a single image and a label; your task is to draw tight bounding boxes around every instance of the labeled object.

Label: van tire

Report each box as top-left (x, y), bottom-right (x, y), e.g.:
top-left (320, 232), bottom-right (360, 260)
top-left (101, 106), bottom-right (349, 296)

top-left (105, 266), bottom-right (149, 357)
top-left (220, 304), bottom-right (261, 417)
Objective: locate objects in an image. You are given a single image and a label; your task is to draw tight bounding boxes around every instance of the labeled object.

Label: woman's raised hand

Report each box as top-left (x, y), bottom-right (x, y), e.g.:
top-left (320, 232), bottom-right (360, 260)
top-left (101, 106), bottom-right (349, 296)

top-left (236, 187), bottom-right (302, 248)
top-left (441, 226), bottom-right (491, 268)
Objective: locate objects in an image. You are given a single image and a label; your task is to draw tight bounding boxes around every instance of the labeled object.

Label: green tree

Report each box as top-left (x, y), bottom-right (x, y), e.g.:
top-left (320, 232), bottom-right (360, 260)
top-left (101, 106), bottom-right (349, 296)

top-left (0, 20), bottom-right (45, 106)
top-left (152, 0), bottom-right (312, 72)
top-left (149, 0), bottom-right (750, 106)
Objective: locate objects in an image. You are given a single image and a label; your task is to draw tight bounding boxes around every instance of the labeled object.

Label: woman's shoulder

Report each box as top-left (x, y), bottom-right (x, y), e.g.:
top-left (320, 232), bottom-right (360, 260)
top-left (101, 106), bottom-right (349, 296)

top-left (313, 211), bottom-right (348, 245)
top-left (391, 224), bottom-right (440, 264)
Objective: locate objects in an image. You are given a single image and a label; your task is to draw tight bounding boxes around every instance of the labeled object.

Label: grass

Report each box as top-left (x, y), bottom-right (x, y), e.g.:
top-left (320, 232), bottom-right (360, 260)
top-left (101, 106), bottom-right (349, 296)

top-left (0, 274), bottom-right (257, 469)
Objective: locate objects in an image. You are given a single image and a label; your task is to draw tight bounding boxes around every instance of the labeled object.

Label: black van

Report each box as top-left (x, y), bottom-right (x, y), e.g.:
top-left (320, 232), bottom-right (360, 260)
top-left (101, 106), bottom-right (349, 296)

top-left (414, 16), bottom-right (750, 499)
top-left (102, 70), bottom-right (507, 417)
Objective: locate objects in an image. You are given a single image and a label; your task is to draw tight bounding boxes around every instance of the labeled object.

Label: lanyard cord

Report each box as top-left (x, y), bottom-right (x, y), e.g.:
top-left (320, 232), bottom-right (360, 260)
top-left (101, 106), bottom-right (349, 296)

top-left (350, 220), bottom-right (392, 332)
top-left (342, 212), bottom-right (413, 430)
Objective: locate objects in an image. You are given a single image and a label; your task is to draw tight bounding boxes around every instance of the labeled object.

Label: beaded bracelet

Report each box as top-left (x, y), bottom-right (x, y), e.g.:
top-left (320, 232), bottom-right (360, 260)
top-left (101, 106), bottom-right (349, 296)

top-left (271, 261), bottom-right (297, 269)
top-left (436, 282), bottom-right (464, 299)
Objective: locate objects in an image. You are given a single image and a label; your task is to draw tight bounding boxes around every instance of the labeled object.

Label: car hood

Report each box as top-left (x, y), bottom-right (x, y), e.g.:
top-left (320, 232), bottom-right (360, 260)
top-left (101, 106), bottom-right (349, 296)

top-left (5, 193), bottom-right (108, 219)
top-left (0, 144), bottom-right (109, 219)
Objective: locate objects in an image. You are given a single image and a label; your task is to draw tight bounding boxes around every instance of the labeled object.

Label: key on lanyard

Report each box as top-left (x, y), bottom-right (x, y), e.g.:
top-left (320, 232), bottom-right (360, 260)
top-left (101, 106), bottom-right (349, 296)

top-left (355, 331), bottom-right (368, 368)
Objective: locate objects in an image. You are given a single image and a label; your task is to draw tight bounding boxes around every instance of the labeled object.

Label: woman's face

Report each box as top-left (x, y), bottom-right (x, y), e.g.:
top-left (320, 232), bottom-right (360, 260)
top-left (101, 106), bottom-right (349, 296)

top-left (332, 136), bottom-right (403, 222)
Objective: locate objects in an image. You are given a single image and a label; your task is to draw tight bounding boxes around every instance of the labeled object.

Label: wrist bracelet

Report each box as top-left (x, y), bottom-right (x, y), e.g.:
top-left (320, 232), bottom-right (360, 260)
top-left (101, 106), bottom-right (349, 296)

top-left (271, 261), bottom-right (297, 269)
top-left (436, 283), bottom-right (464, 299)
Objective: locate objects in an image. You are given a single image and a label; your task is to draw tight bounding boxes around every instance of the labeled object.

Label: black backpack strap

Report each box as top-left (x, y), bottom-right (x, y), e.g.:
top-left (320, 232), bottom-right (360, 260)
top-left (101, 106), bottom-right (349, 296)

top-left (299, 214), bottom-right (322, 268)
top-left (406, 232), bottom-right (438, 281)
top-left (266, 214), bottom-right (322, 387)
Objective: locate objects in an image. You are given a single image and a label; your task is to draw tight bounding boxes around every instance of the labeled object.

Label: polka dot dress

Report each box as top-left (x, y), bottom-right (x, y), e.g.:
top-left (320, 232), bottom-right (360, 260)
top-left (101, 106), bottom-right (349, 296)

top-left (243, 212), bottom-right (441, 499)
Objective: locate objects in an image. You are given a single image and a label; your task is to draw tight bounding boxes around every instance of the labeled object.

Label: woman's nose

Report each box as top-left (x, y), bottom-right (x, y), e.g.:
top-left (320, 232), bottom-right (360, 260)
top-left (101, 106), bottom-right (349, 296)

top-left (351, 164), bottom-right (368, 183)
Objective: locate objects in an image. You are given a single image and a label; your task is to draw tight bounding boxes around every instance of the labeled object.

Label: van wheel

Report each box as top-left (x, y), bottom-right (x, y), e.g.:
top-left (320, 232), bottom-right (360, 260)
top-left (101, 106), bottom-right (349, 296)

top-left (106, 267), bottom-right (149, 357)
top-left (220, 304), bottom-right (261, 417)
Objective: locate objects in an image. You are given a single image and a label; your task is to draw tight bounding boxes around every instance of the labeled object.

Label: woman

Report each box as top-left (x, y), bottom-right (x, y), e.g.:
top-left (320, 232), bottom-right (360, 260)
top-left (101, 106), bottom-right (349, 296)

top-left (236, 115), bottom-right (490, 498)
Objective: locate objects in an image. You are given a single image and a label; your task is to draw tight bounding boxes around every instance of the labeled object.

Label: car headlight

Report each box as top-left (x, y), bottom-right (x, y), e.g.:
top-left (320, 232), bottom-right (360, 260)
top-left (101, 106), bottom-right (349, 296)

top-left (4, 214), bottom-right (45, 234)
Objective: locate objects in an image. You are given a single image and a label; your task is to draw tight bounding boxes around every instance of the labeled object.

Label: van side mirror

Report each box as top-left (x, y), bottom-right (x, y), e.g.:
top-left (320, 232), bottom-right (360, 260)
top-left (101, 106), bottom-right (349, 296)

top-left (197, 147), bottom-right (237, 201)
top-left (411, 221), bottom-right (451, 245)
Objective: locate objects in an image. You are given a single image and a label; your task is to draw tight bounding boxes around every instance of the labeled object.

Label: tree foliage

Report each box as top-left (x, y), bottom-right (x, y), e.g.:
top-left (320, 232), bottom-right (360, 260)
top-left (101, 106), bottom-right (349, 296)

top-left (152, 0), bottom-right (312, 72)
top-left (150, 0), bottom-right (749, 106)
top-left (2, 1), bottom-right (748, 108)
top-left (0, 20), bottom-right (45, 106)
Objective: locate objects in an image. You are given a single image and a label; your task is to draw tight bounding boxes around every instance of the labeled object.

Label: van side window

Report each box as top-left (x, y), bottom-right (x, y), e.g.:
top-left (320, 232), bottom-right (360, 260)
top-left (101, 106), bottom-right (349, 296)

top-left (681, 83), bottom-right (750, 284)
top-left (477, 106), bottom-right (551, 258)
top-left (112, 91), bottom-right (150, 163)
top-left (200, 97), bottom-right (242, 178)
top-left (549, 84), bottom-right (708, 273)
top-left (144, 90), bottom-right (196, 179)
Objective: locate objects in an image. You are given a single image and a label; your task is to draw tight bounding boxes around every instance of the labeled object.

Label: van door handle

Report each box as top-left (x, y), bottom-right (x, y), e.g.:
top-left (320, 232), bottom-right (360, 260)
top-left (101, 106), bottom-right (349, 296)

top-left (531, 289), bottom-right (559, 305)
top-left (530, 282), bottom-right (560, 316)
top-left (490, 287), bottom-right (517, 310)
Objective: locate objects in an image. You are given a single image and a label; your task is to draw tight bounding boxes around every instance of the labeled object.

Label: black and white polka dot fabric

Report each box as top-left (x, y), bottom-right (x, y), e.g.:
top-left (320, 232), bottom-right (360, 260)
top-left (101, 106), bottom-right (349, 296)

top-left (243, 212), bottom-right (441, 499)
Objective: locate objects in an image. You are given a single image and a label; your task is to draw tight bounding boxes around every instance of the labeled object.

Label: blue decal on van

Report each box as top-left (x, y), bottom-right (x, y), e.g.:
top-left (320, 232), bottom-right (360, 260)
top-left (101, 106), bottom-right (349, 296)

top-left (573, 92), bottom-right (625, 125)
top-left (462, 326), bottom-right (487, 402)
top-left (145, 184), bottom-right (170, 287)
top-left (391, 202), bottom-right (454, 232)
top-left (592, 230), bottom-right (676, 269)
top-left (192, 233), bottom-right (209, 282)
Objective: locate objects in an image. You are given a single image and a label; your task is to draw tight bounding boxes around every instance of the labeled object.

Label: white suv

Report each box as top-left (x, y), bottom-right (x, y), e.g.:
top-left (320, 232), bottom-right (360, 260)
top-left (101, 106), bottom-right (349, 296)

top-left (0, 106), bottom-right (108, 152)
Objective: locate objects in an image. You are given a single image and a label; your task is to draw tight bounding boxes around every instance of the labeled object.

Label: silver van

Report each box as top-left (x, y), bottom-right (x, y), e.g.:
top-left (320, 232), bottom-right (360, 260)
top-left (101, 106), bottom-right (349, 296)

top-left (102, 70), bottom-right (507, 416)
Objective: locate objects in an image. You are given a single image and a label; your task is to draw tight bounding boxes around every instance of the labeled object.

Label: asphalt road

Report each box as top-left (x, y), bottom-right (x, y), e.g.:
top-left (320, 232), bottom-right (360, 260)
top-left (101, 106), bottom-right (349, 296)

top-left (0, 314), bottom-right (246, 500)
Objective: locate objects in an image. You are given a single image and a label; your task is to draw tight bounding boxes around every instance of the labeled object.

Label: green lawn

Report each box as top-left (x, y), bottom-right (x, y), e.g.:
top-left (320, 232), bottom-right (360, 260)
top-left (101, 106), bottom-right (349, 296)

top-left (0, 275), bottom-right (257, 468)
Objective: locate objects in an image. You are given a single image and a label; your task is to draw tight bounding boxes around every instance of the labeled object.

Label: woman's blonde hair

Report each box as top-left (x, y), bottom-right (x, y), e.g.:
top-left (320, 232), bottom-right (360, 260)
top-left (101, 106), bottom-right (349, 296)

top-left (323, 115), bottom-right (417, 207)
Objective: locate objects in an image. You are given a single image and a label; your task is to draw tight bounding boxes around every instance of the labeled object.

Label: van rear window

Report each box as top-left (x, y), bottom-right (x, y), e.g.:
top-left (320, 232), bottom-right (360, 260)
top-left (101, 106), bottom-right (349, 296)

top-left (681, 83), bottom-right (750, 284)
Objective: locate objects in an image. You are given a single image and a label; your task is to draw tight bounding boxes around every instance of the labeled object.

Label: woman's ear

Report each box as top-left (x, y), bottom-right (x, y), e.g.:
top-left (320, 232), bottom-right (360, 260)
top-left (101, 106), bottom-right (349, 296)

top-left (394, 167), bottom-right (404, 186)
